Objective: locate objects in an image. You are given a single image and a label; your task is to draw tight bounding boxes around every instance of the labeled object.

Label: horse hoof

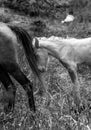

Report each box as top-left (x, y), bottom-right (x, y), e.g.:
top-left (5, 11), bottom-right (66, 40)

top-left (30, 105), bottom-right (36, 113)
top-left (29, 100), bottom-right (36, 113)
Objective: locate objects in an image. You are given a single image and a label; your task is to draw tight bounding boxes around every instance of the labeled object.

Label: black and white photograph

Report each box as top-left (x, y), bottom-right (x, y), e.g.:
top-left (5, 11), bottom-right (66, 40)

top-left (0, 0), bottom-right (91, 129)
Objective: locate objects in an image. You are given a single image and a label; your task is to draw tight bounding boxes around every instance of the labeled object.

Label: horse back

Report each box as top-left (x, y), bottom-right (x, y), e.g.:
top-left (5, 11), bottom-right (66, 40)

top-left (0, 23), bottom-right (18, 64)
top-left (60, 38), bottom-right (91, 64)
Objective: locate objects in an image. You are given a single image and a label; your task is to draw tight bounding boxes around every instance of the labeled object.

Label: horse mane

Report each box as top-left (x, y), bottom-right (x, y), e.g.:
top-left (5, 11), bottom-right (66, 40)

top-left (8, 25), bottom-right (42, 83)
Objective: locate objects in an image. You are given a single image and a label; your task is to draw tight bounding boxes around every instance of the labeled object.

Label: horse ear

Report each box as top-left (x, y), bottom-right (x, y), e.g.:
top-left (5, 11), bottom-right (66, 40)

top-left (35, 38), bottom-right (39, 48)
top-left (32, 38), bottom-right (39, 48)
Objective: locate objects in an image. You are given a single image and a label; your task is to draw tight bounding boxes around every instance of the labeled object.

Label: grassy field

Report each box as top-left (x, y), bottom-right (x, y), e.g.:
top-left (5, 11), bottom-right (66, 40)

top-left (0, 7), bottom-right (91, 130)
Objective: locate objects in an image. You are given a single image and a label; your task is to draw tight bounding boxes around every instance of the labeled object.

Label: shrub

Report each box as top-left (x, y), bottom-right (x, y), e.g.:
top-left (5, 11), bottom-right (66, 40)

top-left (4, 0), bottom-right (36, 15)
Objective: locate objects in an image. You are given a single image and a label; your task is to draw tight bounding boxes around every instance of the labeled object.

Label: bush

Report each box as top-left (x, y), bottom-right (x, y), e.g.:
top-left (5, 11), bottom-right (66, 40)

top-left (3, 0), bottom-right (63, 18)
top-left (4, 0), bottom-right (35, 15)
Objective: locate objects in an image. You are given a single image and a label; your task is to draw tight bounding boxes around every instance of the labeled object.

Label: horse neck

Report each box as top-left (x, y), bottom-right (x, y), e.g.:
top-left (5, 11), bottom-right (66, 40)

top-left (39, 40), bottom-right (61, 60)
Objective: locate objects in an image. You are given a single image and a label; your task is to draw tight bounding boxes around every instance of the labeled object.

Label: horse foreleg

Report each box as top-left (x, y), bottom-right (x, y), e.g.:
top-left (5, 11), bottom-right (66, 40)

top-left (35, 73), bottom-right (48, 96)
top-left (33, 74), bottom-right (44, 96)
top-left (33, 75), bottom-right (38, 95)
top-left (34, 73), bottom-right (51, 106)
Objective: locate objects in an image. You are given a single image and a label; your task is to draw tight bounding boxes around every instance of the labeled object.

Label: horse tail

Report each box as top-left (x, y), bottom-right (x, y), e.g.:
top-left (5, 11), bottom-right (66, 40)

top-left (9, 25), bottom-right (44, 86)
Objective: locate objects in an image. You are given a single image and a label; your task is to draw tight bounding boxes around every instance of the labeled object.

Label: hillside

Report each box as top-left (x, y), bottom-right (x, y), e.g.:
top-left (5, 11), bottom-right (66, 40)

top-left (0, 0), bottom-right (91, 130)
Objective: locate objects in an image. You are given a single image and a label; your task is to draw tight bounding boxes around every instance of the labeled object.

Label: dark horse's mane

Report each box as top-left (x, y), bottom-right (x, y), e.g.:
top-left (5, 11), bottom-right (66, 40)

top-left (8, 25), bottom-right (41, 82)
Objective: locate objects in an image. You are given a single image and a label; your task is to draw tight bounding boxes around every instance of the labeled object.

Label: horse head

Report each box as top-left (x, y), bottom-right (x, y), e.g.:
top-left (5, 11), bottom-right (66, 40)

top-left (32, 38), bottom-right (49, 73)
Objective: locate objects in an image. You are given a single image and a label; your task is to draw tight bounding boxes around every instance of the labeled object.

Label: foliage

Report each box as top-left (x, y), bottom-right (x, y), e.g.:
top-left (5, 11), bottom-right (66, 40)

top-left (2, 0), bottom-right (72, 17)
top-left (4, 0), bottom-right (30, 14)
top-left (2, 0), bottom-right (91, 21)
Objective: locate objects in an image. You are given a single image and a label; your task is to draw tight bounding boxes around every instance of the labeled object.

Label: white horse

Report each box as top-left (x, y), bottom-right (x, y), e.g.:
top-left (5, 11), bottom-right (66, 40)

top-left (33, 36), bottom-right (91, 109)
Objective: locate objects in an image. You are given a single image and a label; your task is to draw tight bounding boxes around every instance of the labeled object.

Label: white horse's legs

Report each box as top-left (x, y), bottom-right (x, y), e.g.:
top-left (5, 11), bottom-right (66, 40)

top-left (34, 74), bottom-right (46, 96)
top-left (34, 73), bottom-right (52, 107)
top-left (68, 65), bottom-right (81, 106)
top-left (60, 60), bottom-right (81, 107)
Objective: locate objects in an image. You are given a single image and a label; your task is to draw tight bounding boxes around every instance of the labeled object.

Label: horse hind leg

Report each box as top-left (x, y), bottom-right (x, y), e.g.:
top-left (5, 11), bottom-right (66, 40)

top-left (61, 61), bottom-right (81, 107)
top-left (67, 65), bottom-right (88, 115)
top-left (0, 66), bottom-right (16, 113)
top-left (68, 66), bottom-right (81, 105)
top-left (7, 64), bottom-right (36, 112)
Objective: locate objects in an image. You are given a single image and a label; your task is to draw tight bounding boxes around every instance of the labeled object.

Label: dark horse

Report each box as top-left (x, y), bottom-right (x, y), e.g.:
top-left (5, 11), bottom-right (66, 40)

top-left (0, 22), bottom-right (44, 113)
